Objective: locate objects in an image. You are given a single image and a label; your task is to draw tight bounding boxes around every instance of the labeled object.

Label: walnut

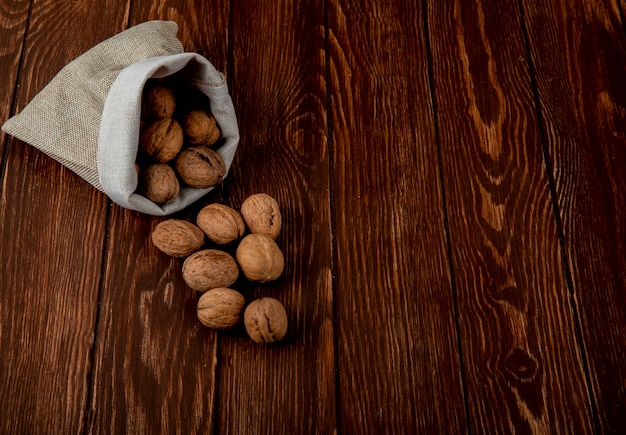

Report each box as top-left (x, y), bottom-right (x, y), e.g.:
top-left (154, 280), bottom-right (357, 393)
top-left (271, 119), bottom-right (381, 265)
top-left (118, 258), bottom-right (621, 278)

top-left (240, 193), bottom-right (282, 239)
top-left (244, 298), bottom-right (288, 344)
top-left (140, 118), bottom-right (183, 163)
top-left (142, 85), bottom-right (176, 121)
top-left (236, 233), bottom-right (284, 282)
top-left (196, 203), bottom-right (245, 244)
top-left (182, 110), bottom-right (220, 146)
top-left (151, 219), bottom-right (205, 258)
top-left (196, 288), bottom-right (245, 330)
top-left (139, 163), bottom-right (180, 204)
top-left (182, 249), bottom-right (239, 292)
top-left (174, 146), bottom-right (226, 188)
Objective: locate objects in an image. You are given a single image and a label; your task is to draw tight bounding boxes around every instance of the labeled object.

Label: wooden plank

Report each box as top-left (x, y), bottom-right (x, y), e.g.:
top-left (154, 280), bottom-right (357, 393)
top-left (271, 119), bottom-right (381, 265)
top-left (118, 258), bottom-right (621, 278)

top-left (214, 0), bottom-right (336, 433)
top-left (426, 0), bottom-right (595, 433)
top-left (0, 0), bottom-right (30, 151)
top-left (0, 1), bottom-right (128, 433)
top-left (85, 205), bottom-right (223, 433)
top-left (85, 2), bottom-right (229, 432)
top-left (327, 1), bottom-right (466, 432)
top-left (128, 0), bottom-right (228, 62)
top-left (520, 0), bottom-right (626, 432)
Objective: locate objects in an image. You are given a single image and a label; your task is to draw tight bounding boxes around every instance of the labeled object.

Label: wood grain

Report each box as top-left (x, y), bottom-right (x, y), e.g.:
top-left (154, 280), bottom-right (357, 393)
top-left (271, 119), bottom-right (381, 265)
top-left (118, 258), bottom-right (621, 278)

top-left (85, 205), bottom-right (222, 433)
top-left (0, 0), bottom-right (128, 432)
top-left (521, 0), bottom-right (626, 432)
top-left (128, 0), bottom-right (229, 64)
top-left (426, 0), bottom-right (594, 432)
top-left (327, 0), bottom-right (466, 432)
top-left (2, 0), bottom-right (624, 432)
top-left (85, 1), bottom-right (230, 432)
top-left (215, 0), bottom-right (335, 433)
top-left (0, 0), bottom-right (29, 153)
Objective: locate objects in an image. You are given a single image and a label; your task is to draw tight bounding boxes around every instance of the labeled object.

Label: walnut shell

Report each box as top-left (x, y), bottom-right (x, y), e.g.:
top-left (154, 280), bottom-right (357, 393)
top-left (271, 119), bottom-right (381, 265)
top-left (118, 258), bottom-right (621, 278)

top-left (140, 118), bottom-right (183, 163)
top-left (197, 288), bottom-right (245, 330)
top-left (236, 233), bottom-right (284, 282)
top-left (142, 85), bottom-right (176, 120)
top-left (174, 146), bottom-right (226, 188)
top-left (244, 298), bottom-right (288, 344)
top-left (182, 249), bottom-right (239, 292)
top-left (139, 163), bottom-right (180, 204)
top-left (151, 219), bottom-right (205, 258)
top-left (240, 193), bottom-right (282, 239)
top-left (196, 203), bottom-right (245, 244)
top-left (182, 110), bottom-right (220, 146)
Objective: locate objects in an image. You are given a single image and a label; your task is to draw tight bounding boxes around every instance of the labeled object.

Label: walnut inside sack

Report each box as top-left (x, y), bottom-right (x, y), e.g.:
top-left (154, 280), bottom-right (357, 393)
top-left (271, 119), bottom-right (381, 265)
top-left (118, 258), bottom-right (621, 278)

top-left (139, 118), bottom-right (183, 163)
top-left (139, 163), bottom-right (180, 205)
top-left (133, 78), bottom-right (231, 205)
top-left (182, 110), bottom-right (221, 146)
top-left (174, 146), bottom-right (226, 189)
top-left (142, 84), bottom-right (176, 121)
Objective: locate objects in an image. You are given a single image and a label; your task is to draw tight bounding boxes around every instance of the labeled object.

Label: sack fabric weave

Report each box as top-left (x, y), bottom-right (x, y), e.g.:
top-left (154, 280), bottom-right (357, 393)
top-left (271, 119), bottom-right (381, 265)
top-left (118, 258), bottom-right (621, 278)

top-left (1, 20), bottom-right (239, 216)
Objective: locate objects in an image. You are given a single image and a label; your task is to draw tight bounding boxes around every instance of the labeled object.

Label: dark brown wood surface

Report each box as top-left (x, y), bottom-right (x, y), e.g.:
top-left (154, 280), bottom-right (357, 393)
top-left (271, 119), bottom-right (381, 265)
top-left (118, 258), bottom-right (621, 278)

top-left (0, 0), bottom-right (28, 143)
top-left (1, 0), bottom-right (626, 433)
top-left (216, 0), bottom-right (335, 433)
top-left (426, 0), bottom-right (594, 432)
top-left (522, 0), bottom-right (626, 432)
top-left (327, 1), bottom-right (466, 432)
top-left (0, 1), bottom-right (125, 433)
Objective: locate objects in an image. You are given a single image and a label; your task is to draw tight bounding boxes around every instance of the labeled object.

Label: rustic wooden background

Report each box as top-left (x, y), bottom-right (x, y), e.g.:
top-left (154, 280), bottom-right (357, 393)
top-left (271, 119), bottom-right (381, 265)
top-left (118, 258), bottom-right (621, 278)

top-left (1, 0), bottom-right (626, 433)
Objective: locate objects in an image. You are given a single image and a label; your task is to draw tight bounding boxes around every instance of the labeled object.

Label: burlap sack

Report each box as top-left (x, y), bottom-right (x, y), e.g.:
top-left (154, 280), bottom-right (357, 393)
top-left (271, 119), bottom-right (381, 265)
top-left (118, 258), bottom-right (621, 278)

top-left (1, 20), bottom-right (239, 216)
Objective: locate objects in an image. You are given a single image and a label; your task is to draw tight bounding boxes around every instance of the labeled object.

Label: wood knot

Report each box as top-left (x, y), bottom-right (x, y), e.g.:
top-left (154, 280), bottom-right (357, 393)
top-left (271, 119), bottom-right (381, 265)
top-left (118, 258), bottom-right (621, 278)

top-left (503, 347), bottom-right (539, 382)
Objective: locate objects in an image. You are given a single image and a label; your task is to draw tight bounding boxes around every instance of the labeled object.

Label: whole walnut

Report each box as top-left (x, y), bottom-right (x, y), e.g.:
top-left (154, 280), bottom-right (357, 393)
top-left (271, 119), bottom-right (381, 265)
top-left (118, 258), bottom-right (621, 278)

top-left (197, 288), bottom-right (245, 330)
top-left (139, 163), bottom-right (180, 204)
top-left (182, 110), bottom-right (220, 146)
top-left (140, 118), bottom-right (183, 163)
top-left (236, 233), bottom-right (284, 282)
top-left (151, 219), bottom-right (205, 258)
top-left (142, 85), bottom-right (176, 121)
top-left (240, 193), bottom-right (282, 239)
top-left (196, 203), bottom-right (245, 244)
top-left (244, 298), bottom-right (288, 344)
top-left (182, 249), bottom-right (239, 292)
top-left (174, 146), bottom-right (226, 188)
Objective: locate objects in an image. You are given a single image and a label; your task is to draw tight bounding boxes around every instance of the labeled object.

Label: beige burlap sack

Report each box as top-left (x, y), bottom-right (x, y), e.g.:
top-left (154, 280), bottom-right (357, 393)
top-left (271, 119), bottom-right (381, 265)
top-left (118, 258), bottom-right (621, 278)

top-left (1, 20), bottom-right (239, 216)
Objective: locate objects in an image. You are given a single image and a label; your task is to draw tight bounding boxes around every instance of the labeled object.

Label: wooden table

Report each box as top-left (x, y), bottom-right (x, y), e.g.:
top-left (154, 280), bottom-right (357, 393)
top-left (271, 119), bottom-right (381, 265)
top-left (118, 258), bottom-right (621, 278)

top-left (2, 0), bottom-right (626, 433)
